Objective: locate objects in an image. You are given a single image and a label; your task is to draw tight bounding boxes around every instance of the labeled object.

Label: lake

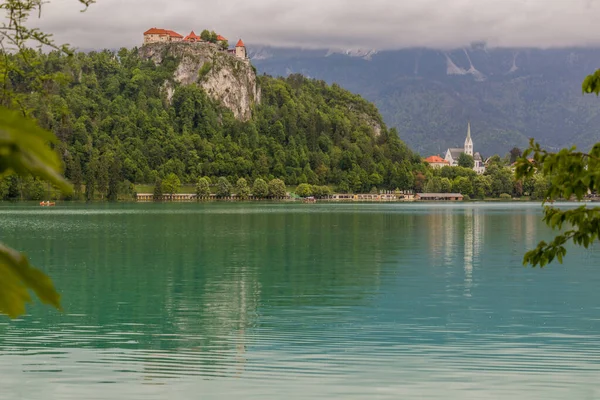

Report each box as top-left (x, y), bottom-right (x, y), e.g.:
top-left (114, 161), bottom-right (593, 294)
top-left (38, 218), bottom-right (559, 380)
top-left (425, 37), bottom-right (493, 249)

top-left (1, 202), bottom-right (599, 399)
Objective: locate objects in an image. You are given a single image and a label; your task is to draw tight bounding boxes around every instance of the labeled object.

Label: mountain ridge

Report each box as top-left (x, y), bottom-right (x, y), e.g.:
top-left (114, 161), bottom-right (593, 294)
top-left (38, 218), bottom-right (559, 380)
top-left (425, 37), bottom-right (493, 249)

top-left (251, 45), bottom-right (600, 156)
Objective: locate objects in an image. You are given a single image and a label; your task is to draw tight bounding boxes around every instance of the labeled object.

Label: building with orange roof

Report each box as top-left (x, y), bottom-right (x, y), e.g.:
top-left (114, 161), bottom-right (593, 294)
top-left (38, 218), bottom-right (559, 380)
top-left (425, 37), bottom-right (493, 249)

top-left (143, 28), bottom-right (248, 61)
top-left (424, 155), bottom-right (450, 169)
top-left (184, 31), bottom-right (201, 43)
top-left (143, 28), bottom-right (183, 44)
top-left (235, 39), bottom-right (247, 60)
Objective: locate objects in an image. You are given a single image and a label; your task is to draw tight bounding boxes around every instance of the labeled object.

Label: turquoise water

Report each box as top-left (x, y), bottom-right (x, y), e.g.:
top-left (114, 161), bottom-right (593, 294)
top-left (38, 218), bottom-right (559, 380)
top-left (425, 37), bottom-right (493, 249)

top-left (0, 203), bottom-right (599, 399)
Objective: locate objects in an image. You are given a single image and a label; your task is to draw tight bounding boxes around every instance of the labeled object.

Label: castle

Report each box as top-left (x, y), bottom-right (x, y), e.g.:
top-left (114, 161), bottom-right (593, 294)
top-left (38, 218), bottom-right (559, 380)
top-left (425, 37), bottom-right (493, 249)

top-left (143, 28), bottom-right (248, 61)
top-left (443, 122), bottom-right (485, 174)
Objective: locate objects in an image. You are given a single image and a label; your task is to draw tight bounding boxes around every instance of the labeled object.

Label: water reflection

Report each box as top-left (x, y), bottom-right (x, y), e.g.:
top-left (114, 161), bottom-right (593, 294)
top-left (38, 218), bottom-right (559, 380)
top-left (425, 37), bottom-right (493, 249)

top-left (0, 203), bottom-right (599, 399)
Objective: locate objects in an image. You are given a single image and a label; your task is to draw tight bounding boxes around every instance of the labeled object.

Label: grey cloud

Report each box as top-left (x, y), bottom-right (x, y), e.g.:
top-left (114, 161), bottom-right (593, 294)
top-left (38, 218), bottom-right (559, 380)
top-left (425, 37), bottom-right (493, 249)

top-left (28, 0), bottom-right (600, 50)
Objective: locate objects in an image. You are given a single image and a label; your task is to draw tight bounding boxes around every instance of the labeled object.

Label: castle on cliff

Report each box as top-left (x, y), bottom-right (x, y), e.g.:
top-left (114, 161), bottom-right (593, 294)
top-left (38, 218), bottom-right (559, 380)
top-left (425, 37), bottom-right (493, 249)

top-left (143, 28), bottom-right (248, 60)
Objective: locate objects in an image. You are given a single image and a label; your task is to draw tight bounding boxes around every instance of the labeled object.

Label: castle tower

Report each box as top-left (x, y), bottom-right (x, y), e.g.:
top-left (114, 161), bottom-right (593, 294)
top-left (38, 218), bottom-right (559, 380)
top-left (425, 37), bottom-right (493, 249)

top-left (235, 39), bottom-right (247, 60)
top-left (464, 122), bottom-right (474, 157)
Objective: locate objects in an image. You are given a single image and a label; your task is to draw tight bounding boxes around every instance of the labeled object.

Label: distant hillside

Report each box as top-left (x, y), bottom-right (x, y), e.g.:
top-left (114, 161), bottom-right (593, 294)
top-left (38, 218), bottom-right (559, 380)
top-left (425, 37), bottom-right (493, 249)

top-left (0, 45), bottom-right (423, 200)
top-left (251, 46), bottom-right (600, 156)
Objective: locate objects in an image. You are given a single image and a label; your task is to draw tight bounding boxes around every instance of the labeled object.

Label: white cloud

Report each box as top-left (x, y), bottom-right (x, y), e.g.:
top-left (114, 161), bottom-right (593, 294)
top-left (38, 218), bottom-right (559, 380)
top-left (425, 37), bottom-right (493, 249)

top-left (25, 0), bottom-right (600, 50)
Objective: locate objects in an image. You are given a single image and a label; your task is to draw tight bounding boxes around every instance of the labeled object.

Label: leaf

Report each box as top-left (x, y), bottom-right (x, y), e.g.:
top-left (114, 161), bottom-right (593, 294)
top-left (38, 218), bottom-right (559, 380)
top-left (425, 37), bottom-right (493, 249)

top-left (0, 244), bottom-right (61, 318)
top-left (0, 107), bottom-right (72, 194)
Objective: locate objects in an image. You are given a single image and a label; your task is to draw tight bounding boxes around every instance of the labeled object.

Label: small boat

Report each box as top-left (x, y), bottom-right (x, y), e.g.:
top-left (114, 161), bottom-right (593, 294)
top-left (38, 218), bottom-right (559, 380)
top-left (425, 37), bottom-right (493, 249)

top-left (302, 197), bottom-right (317, 204)
top-left (40, 201), bottom-right (56, 207)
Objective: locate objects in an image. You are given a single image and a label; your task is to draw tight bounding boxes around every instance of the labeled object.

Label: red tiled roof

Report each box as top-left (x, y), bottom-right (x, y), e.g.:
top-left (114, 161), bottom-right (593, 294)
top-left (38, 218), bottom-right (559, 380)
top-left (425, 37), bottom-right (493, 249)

top-left (166, 30), bottom-right (183, 38)
top-left (144, 28), bottom-right (183, 38)
top-left (236, 39), bottom-right (245, 47)
top-left (217, 35), bottom-right (227, 41)
top-left (425, 155), bottom-right (448, 164)
top-left (144, 28), bottom-right (166, 35)
top-left (184, 31), bottom-right (201, 41)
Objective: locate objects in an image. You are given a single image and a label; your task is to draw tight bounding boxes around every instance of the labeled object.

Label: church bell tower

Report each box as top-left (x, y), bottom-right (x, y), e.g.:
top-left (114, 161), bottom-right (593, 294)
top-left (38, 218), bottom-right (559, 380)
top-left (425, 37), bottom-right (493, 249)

top-left (464, 122), bottom-right (473, 157)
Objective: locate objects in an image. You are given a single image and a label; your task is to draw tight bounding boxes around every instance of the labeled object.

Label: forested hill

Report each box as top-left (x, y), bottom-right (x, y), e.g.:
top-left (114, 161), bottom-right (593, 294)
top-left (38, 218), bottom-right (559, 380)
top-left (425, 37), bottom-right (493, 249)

top-left (3, 46), bottom-right (423, 199)
top-left (251, 46), bottom-right (600, 156)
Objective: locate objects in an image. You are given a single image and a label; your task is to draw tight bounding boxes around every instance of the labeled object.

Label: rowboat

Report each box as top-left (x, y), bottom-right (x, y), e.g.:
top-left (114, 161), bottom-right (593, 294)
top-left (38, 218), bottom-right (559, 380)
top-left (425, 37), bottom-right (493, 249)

top-left (40, 201), bottom-right (56, 207)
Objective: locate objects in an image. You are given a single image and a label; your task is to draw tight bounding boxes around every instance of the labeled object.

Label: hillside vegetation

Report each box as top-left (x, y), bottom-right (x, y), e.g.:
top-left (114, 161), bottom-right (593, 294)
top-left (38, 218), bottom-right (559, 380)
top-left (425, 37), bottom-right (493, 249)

top-left (0, 47), bottom-right (423, 200)
top-left (252, 46), bottom-right (600, 156)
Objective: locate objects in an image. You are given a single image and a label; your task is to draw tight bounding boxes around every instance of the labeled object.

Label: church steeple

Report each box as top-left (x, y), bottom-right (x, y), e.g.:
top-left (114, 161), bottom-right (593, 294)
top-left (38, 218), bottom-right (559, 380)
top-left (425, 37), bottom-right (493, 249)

top-left (464, 121), bottom-right (473, 156)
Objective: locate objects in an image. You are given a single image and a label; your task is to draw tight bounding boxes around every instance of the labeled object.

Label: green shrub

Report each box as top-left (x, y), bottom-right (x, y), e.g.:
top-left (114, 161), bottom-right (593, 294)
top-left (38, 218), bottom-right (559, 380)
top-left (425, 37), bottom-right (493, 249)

top-left (198, 62), bottom-right (212, 79)
top-left (499, 193), bottom-right (512, 200)
top-left (296, 183), bottom-right (313, 197)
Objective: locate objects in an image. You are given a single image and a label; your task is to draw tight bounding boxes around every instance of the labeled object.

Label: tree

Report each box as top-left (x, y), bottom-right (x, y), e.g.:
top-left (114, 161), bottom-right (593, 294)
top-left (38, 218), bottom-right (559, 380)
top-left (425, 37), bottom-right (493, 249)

top-left (513, 68), bottom-right (600, 266)
top-left (84, 156), bottom-right (98, 201)
top-left (252, 178), bottom-right (269, 198)
top-left (200, 30), bottom-right (211, 42)
top-left (219, 39), bottom-right (229, 50)
top-left (107, 157), bottom-right (122, 202)
top-left (458, 153), bottom-right (475, 168)
top-left (216, 177), bottom-right (232, 197)
top-left (424, 177), bottom-right (441, 193)
top-left (296, 183), bottom-right (313, 197)
top-left (153, 178), bottom-right (163, 200)
top-left (453, 176), bottom-right (473, 197)
top-left (236, 178), bottom-right (250, 199)
top-left (70, 156), bottom-right (83, 200)
top-left (486, 165), bottom-right (512, 197)
top-left (196, 177), bottom-right (210, 199)
top-left (96, 162), bottom-right (109, 200)
top-left (509, 147), bottom-right (522, 164)
top-left (163, 173), bottom-right (181, 196)
top-left (269, 179), bottom-right (287, 198)
top-left (440, 178), bottom-right (452, 193)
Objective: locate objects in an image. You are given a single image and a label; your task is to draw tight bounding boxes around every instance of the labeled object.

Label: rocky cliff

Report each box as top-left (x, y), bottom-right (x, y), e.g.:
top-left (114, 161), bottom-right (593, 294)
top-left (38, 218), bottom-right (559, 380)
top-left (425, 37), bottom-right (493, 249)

top-left (139, 42), bottom-right (260, 121)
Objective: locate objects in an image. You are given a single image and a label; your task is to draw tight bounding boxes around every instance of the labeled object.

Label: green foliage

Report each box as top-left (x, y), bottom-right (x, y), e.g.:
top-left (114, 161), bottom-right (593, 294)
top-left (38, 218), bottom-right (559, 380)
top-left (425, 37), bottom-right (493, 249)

top-left (582, 70), bottom-right (600, 95)
top-left (499, 193), bottom-right (512, 200)
top-left (0, 243), bottom-right (62, 318)
top-left (216, 177), bottom-right (232, 197)
top-left (458, 153), bottom-right (474, 168)
top-left (200, 30), bottom-right (211, 42)
top-left (424, 177), bottom-right (441, 193)
top-left (0, 0), bottom-right (100, 318)
top-left (515, 135), bottom-right (600, 267)
top-left (153, 178), bottom-right (163, 199)
top-left (0, 53), bottom-right (423, 193)
top-left (440, 177), bottom-right (452, 193)
top-left (312, 185), bottom-right (332, 198)
top-left (509, 147), bottom-right (522, 164)
top-left (236, 178), bottom-right (250, 199)
top-left (198, 62), bottom-right (212, 80)
top-left (268, 179), bottom-right (286, 198)
top-left (452, 176), bottom-right (473, 196)
top-left (252, 178), bottom-right (269, 198)
top-left (196, 177), bottom-right (210, 198)
top-left (162, 173), bottom-right (181, 195)
top-left (296, 183), bottom-right (313, 197)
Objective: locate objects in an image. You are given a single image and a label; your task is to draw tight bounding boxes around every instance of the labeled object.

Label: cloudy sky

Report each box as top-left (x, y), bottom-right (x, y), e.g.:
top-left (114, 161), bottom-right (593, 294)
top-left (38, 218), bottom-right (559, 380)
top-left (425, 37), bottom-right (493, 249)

top-left (30, 0), bottom-right (600, 50)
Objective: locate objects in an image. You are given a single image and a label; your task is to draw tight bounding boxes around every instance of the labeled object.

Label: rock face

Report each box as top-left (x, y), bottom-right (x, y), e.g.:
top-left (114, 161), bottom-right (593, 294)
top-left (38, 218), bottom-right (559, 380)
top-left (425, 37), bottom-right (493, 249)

top-left (139, 42), bottom-right (260, 121)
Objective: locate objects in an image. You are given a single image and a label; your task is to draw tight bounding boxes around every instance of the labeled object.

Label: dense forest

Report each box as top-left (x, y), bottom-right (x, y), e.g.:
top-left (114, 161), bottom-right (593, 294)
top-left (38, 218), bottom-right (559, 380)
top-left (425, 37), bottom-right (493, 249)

top-left (0, 47), bottom-right (551, 201)
top-left (0, 47), bottom-right (425, 200)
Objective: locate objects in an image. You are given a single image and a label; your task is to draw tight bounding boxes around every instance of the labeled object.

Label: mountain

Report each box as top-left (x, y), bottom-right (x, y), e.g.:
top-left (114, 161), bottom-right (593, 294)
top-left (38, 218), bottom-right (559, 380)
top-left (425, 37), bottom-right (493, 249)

top-left (0, 43), bottom-right (423, 200)
top-left (250, 45), bottom-right (600, 156)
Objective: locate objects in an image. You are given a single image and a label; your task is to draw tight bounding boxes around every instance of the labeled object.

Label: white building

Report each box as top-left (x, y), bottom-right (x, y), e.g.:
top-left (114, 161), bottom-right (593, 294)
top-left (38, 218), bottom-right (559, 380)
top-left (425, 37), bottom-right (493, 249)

top-left (444, 122), bottom-right (485, 174)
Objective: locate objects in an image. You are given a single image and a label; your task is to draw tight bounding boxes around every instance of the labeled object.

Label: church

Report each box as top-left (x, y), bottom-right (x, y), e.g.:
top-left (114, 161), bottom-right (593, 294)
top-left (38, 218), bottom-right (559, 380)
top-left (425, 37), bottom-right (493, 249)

top-left (443, 123), bottom-right (486, 174)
